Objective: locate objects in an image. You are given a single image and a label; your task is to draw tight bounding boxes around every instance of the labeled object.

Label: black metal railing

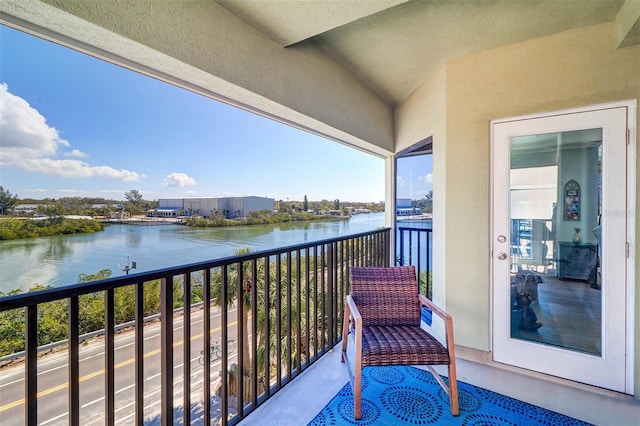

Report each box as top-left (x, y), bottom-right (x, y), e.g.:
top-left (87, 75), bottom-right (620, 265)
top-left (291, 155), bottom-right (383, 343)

top-left (0, 228), bottom-right (390, 426)
top-left (397, 225), bottom-right (433, 298)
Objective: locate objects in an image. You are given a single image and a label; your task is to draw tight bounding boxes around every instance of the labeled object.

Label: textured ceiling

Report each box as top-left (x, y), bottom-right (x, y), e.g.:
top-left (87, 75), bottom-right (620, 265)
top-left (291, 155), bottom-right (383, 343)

top-left (214, 0), bottom-right (626, 104)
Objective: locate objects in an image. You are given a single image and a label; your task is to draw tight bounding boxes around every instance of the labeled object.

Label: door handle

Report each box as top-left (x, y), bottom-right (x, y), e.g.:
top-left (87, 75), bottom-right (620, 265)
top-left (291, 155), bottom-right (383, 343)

top-left (496, 252), bottom-right (507, 260)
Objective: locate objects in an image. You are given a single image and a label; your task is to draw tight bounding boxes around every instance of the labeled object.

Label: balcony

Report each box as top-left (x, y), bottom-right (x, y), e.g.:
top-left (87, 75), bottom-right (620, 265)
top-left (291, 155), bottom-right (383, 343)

top-left (0, 2), bottom-right (638, 424)
top-left (1, 228), bottom-right (639, 425)
top-left (0, 229), bottom-right (392, 425)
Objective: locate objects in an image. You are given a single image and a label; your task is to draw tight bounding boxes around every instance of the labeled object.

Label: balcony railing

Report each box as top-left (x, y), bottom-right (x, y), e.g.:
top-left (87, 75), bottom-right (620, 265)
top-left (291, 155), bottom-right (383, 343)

top-left (396, 225), bottom-right (433, 298)
top-left (0, 228), bottom-right (390, 426)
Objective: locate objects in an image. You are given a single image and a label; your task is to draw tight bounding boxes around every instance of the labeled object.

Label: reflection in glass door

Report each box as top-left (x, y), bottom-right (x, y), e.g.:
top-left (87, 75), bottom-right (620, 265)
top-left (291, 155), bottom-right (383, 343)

top-left (394, 139), bottom-right (433, 298)
top-left (509, 130), bottom-right (601, 356)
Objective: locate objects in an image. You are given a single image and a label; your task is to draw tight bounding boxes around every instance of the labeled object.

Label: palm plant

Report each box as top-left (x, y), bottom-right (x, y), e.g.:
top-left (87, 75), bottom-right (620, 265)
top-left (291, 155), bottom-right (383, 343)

top-left (210, 248), bottom-right (258, 404)
top-left (209, 248), bottom-right (323, 405)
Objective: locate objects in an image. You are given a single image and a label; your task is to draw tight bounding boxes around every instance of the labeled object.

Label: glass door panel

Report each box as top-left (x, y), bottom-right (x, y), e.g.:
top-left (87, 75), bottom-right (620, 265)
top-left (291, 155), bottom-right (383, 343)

top-left (509, 130), bottom-right (601, 356)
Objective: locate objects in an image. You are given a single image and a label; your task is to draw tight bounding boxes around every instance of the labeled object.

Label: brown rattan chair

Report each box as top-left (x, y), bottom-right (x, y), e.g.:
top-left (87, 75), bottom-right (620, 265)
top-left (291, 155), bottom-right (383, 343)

top-left (341, 265), bottom-right (459, 419)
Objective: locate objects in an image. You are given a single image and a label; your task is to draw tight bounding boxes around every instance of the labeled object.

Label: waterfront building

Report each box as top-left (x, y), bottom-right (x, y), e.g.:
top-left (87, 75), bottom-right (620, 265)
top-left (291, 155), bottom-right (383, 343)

top-left (396, 198), bottom-right (422, 217)
top-left (148, 196), bottom-right (274, 219)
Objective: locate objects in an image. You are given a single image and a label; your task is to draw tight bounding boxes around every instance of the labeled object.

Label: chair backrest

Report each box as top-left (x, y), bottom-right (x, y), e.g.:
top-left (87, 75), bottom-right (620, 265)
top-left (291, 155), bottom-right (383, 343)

top-left (349, 266), bottom-right (420, 327)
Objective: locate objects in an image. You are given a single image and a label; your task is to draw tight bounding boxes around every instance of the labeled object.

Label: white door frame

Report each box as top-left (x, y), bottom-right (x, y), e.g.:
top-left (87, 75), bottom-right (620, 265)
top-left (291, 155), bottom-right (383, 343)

top-left (490, 100), bottom-right (635, 394)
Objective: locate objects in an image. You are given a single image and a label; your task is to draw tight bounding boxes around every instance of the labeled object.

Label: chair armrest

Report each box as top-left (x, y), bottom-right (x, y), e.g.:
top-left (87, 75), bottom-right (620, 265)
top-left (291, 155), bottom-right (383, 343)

top-left (419, 294), bottom-right (456, 355)
top-left (419, 294), bottom-right (452, 323)
top-left (344, 295), bottom-right (363, 373)
top-left (346, 295), bottom-right (362, 328)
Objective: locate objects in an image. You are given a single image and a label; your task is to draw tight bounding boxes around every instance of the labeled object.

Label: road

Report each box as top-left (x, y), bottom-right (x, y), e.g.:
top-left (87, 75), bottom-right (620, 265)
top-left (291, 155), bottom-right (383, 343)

top-left (0, 307), bottom-right (239, 425)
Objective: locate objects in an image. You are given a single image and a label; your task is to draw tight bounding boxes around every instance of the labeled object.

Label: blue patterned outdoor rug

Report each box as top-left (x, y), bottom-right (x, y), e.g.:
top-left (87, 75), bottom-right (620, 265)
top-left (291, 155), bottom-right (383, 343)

top-left (308, 366), bottom-right (591, 425)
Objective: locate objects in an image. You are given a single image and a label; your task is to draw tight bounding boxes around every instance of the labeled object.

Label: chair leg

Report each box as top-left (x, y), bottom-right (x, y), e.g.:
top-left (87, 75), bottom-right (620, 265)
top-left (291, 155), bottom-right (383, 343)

top-left (354, 365), bottom-right (362, 419)
top-left (448, 363), bottom-right (459, 416)
top-left (341, 305), bottom-right (350, 362)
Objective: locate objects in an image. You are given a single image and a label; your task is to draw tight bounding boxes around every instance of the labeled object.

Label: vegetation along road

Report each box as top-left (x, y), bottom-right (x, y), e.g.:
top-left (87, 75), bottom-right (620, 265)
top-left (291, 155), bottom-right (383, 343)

top-left (0, 307), bottom-right (239, 425)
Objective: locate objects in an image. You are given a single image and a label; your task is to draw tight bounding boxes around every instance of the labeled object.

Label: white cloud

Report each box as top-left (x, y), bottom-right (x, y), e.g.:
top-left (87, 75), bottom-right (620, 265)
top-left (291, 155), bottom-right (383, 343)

top-left (64, 149), bottom-right (88, 158)
top-left (0, 83), bottom-right (145, 181)
top-left (163, 172), bottom-right (196, 187)
top-left (421, 173), bottom-right (433, 184)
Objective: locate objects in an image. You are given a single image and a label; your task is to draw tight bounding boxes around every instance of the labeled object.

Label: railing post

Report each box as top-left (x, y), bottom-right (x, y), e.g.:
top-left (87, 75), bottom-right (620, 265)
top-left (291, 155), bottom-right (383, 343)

top-left (275, 256), bottom-right (282, 388)
top-left (427, 229), bottom-right (432, 295)
top-left (220, 266), bottom-right (228, 425)
top-left (263, 257), bottom-right (271, 397)
top-left (182, 273), bottom-right (191, 426)
top-left (296, 249), bottom-right (302, 374)
top-left (236, 261), bottom-right (244, 417)
top-left (135, 282), bottom-right (144, 425)
top-left (105, 289), bottom-right (115, 426)
top-left (68, 296), bottom-right (79, 426)
top-left (25, 305), bottom-right (37, 426)
top-left (385, 228), bottom-right (391, 267)
top-left (327, 243), bottom-right (334, 347)
top-left (251, 258), bottom-right (259, 408)
top-left (286, 252), bottom-right (292, 380)
top-left (160, 277), bottom-right (173, 426)
top-left (400, 228), bottom-right (405, 266)
top-left (203, 269), bottom-right (211, 424)
top-left (304, 248), bottom-right (311, 364)
top-left (313, 246), bottom-right (319, 360)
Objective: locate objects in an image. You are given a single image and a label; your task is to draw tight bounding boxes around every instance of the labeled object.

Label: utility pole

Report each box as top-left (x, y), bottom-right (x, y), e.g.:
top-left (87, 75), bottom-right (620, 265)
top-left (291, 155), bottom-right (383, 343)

top-left (121, 256), bottom-right (137, 275)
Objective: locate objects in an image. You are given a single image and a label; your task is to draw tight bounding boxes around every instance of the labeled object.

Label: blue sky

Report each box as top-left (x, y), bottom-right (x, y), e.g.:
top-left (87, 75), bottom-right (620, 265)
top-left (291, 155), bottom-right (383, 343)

top-left (396, 155), bottom-right (433, 201)
top-left (0, 25), bottom-right (390, 203)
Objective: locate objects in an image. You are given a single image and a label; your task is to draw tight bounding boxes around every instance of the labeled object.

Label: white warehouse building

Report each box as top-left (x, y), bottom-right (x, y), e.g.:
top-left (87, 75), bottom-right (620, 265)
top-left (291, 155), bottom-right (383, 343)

top-left (148, 196), bottom-right (274, 219)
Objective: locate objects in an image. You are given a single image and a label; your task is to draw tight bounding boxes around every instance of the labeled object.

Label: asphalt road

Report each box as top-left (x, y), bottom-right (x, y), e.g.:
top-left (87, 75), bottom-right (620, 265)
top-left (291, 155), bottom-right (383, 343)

top-left (0, 307), bottom-right (239, 425)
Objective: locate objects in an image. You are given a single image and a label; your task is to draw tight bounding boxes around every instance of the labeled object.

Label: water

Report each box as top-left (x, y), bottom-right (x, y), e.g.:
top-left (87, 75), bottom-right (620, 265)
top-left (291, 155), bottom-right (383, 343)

top-left (0, 213), bottom-right (385, 293)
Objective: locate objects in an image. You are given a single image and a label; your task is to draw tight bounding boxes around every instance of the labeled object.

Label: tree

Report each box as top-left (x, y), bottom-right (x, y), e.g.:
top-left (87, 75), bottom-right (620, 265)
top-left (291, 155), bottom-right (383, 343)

top-left (334, 199), bottom-right (340, 210)
top-left (124, 189), bottom-right (145, 215)
top-left (424, 190), bottom-right (433, 213)
top-left (0, 186), bottom-right (18, 215)
top-left (77, 268), bottom-right (113, 283)
top-left (303, 195), bottom-right (308, 212)
top-left (413, 190), bottom-right (433, 213)
top-left (37, 202), bottom-right (65, 225)
top-left (124, 189), bottom-right (143, 205)
top-left (210, 248), bottom-right (259, 404)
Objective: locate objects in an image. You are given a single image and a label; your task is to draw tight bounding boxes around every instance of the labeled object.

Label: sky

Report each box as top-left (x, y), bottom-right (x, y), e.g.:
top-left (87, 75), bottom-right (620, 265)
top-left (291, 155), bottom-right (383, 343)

top-left (0, 25), bottom-right (395, 203)
top-left (396, 155), bottom-right (433, 201)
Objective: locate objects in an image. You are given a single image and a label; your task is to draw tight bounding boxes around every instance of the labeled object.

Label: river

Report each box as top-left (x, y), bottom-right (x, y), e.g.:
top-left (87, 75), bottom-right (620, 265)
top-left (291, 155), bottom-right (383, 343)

top-left (0, 213), bottom-right (385, 293)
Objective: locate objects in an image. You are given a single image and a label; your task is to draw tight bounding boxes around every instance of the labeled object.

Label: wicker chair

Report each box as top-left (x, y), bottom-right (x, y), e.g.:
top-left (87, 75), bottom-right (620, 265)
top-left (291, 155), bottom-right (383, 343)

top-left (341, 266), bottom-right (459, 419)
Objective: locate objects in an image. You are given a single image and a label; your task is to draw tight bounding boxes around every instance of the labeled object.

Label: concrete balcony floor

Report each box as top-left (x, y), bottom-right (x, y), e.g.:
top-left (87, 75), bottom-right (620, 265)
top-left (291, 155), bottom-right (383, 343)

top-left (241, 343), bottom-right (639, 426)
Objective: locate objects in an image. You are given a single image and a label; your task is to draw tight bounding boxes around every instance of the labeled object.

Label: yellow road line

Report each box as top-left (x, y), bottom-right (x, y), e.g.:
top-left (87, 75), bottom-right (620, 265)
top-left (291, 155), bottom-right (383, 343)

top-left (0, 321), bottom-right (236, 413)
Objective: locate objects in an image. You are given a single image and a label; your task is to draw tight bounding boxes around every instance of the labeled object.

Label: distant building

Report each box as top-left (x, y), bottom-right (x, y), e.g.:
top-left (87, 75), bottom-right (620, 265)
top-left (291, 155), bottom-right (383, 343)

top-left (110, 211), bottom-right (131, 220)
top-left (13, 204), bottom-right (40, 216)
top-left (91, 203), bottom-right (125, 210)
top-left (148, 196), bottom-right (274, 219)
top-left (396, 198), bottom-right (422, 217)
